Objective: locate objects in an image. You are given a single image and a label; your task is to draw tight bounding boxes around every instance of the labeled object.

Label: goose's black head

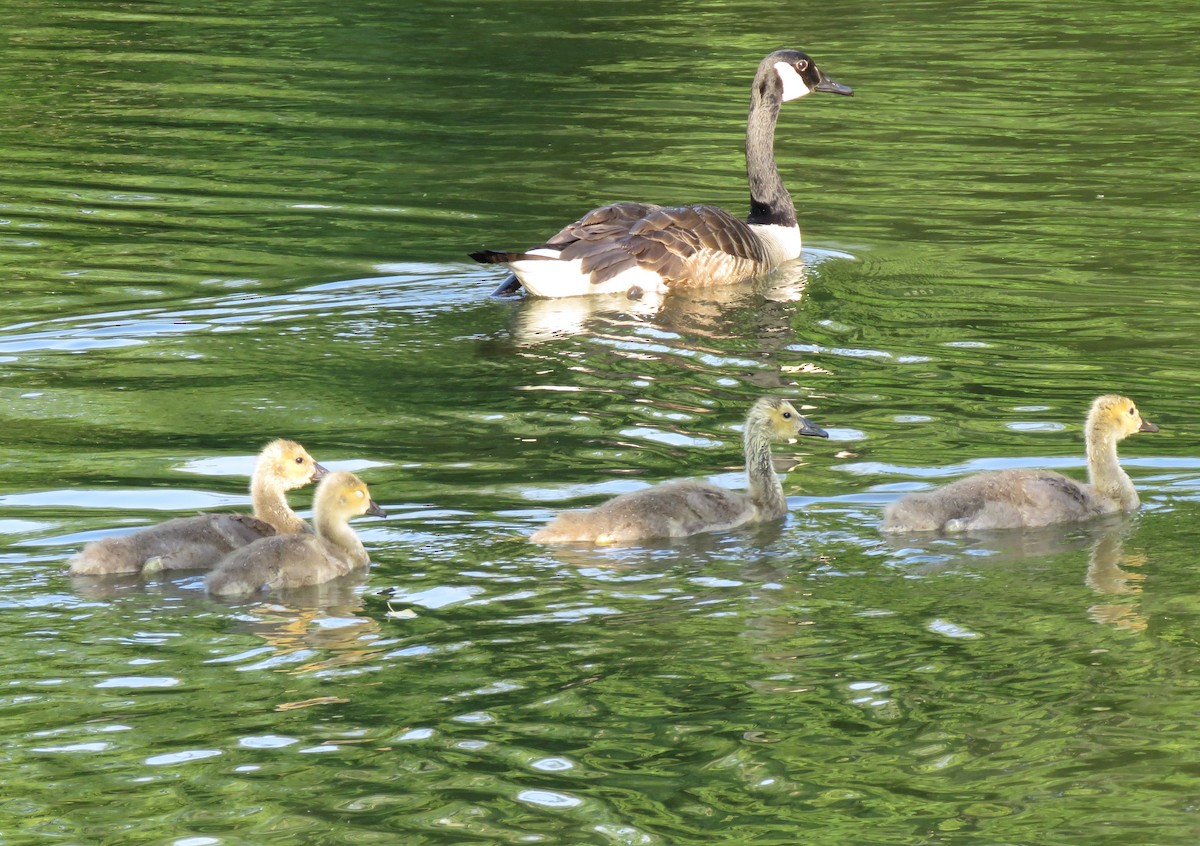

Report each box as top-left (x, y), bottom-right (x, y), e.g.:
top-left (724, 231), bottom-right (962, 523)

top-left (762, 49), bottom-right (853, 102)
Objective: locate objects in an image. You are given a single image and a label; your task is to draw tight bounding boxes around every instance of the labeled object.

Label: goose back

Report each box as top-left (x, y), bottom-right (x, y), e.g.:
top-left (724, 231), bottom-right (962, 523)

top-left (531, 480), bottom-right (755, 545)
top-left (547, 202), bottom-right (779, 287)
top-left (881, 469), bottom-right (1112, 533)
top-left (204, 534), bottom-right (358, 596)
top-left (69, 514), bottom-right (276, 575)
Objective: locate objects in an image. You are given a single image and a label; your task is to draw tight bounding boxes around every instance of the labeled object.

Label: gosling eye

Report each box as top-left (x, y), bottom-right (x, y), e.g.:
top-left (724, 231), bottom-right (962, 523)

top-left (782, 411), bottom-right (793, 420)
top-left (1129, 407), bottom-right (1136, 416)
top-left (295, 456), bottom-right (305, 464)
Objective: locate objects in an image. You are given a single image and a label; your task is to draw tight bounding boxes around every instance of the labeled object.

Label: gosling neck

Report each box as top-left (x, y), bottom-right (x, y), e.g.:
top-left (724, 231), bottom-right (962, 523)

top-left (316, 510), bottom-right (368, 567)
top-left (745, 70), bottom-right (796, 228)
top-left (250, 473), bottom-right (306, 533)
top-left (1086, 423), bottom-right (1138, 510)
top-left (744, 418), bottom-right (787, 519)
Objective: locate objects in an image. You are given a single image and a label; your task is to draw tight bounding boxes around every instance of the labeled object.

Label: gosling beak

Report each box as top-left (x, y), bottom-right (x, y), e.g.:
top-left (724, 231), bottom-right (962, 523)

top-left (1139, 417), bottom-right (1159, 433)
top-left (814, 72), bottom-right (853, 97)
top-left (366, 498), bottom-right (387, 518)
top-left (797, 417), bottom-right (830, 439)
top-left (312, 462), bottom-right (331, 481)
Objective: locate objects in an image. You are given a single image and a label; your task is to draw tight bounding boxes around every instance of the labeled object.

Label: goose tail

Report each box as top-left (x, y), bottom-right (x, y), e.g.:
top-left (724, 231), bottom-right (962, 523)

top-left (470, 249), bottom-right (553, 265)
top-left (471, 249), bottom-right (559, 296)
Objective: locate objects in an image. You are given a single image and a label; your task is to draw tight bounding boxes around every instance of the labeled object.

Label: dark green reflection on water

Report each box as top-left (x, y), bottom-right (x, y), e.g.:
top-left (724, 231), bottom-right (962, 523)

top-left (3, 0), bottom-right (1200, 843)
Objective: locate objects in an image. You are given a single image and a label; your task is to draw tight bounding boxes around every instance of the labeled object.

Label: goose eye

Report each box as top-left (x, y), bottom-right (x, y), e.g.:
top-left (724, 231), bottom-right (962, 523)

top-left (795, 59), bottom-right (808, 72)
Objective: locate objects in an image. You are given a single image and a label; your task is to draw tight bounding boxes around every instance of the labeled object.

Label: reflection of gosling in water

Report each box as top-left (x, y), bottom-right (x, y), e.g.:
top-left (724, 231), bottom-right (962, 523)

top-left (883, 395), bottom-right (1159, 534)
top-left (1085, 527), bottom-right (1149, 632)
top-left (531, 396), bottom-right (829, 545)
top-left (206, 471), bottom-right (386, 596)
top-left (68, 439), bottom-right (327, 575)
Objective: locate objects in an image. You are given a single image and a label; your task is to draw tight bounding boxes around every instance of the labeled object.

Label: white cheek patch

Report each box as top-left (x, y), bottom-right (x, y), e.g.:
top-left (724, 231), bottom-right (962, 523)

top-left (774, 61), bottom-right (812, 101)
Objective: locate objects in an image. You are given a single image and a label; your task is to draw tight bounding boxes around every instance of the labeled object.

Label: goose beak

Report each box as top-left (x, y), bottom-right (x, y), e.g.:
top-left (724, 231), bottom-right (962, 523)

top-left (1139, 417), bottom-right (1159, 433)
top-left (814, 73), bottom-right (853, 96)
top-left (366, 499), bottom-right (387, 518)
top-left (312, 462), bottom-right (331, 481)
top-left (797, 417), bottom-right (830, 439)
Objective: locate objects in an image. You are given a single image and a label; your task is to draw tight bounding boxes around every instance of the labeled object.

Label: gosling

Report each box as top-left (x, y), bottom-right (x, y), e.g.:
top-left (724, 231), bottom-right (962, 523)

top-left (530, 396), bottom-right (829, 545)
top-left (68, 439), bottom-right (327, 575)
top-left (206, 471), bottom-right (386, 596)
top-left (882, 394), bottom-right (1159, 534)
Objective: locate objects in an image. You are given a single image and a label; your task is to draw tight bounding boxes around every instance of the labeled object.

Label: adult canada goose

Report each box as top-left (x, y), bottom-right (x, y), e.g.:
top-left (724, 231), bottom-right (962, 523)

top-left (882, 395), bottom-right (1159, 533)
top-left (471, 48), bottom-right (852, 298)
top-left (206, 471), bottom-right (386, 596)
top-left (530, 396), bottom-right (829, 545)
top-left (68, 439), bottom-right (327, 575)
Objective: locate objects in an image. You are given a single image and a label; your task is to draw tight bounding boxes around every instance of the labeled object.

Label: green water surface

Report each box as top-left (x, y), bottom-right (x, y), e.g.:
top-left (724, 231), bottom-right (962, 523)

top-left (2, 0), bottom-right (1200, 843)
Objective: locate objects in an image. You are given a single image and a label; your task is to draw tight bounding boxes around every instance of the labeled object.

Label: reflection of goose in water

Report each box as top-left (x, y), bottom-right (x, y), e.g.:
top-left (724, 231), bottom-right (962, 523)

top-left (230, 598), bottom-right (384, 678)
top-left (503, 256), bottom-right (824, 347)
top-left (505, 288), bottom-right (667, 347)
top-left (882, 513), bottom-right (1127, 570)
top-left (884, 515), bottom-right (1149, 632)
top-left (883, 395), bottom-right (1159, 533)
top-left (1084, 523), bottom-right (1149, 632)
top-left (534, 516), bottom-right (789, 570)
top-left (531, 396), bottom-right (828, 545)
top-left (68, 439), bottom-right (327, 576)
top-left (68, 572), bottom-right (204, 603)
top-left (472, 49), bottom-right (852, 298)
top-left (66, 569), bottom-right (383, 680)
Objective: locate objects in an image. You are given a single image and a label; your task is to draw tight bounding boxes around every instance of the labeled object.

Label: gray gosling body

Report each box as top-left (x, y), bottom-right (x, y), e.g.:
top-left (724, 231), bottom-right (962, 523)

top-left (471, 49), bottom-right (853, 298)
top-left (531, 396), bottom-right (829, 545)
top-left (68, 439), bottom-right (327, 575)
top-left (882, 395), bottom-right (1159, 534)
top-left (206, 470), bottom-right (386, 596)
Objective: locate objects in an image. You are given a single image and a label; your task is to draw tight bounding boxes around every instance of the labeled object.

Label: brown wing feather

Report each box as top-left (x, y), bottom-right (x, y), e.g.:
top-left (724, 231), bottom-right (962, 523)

top-left (541, 202), bottom-right (772, 287)
top-left (543, 202), bottom-right (659, 247)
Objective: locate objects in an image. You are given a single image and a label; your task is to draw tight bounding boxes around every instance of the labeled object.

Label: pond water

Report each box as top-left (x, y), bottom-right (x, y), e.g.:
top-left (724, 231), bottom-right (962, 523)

top-left (3, 0), bottom-right (1200, 843)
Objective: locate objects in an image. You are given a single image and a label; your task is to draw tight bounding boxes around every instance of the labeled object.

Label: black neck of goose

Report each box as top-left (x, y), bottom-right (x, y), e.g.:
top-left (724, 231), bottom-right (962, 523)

top-left (745, 72), bottom-right (795, 228)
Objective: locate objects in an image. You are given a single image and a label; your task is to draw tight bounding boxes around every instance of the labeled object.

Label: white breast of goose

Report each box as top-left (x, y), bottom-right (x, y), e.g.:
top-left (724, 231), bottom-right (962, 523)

top-left (748, 223), bottom-right (802, 266)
